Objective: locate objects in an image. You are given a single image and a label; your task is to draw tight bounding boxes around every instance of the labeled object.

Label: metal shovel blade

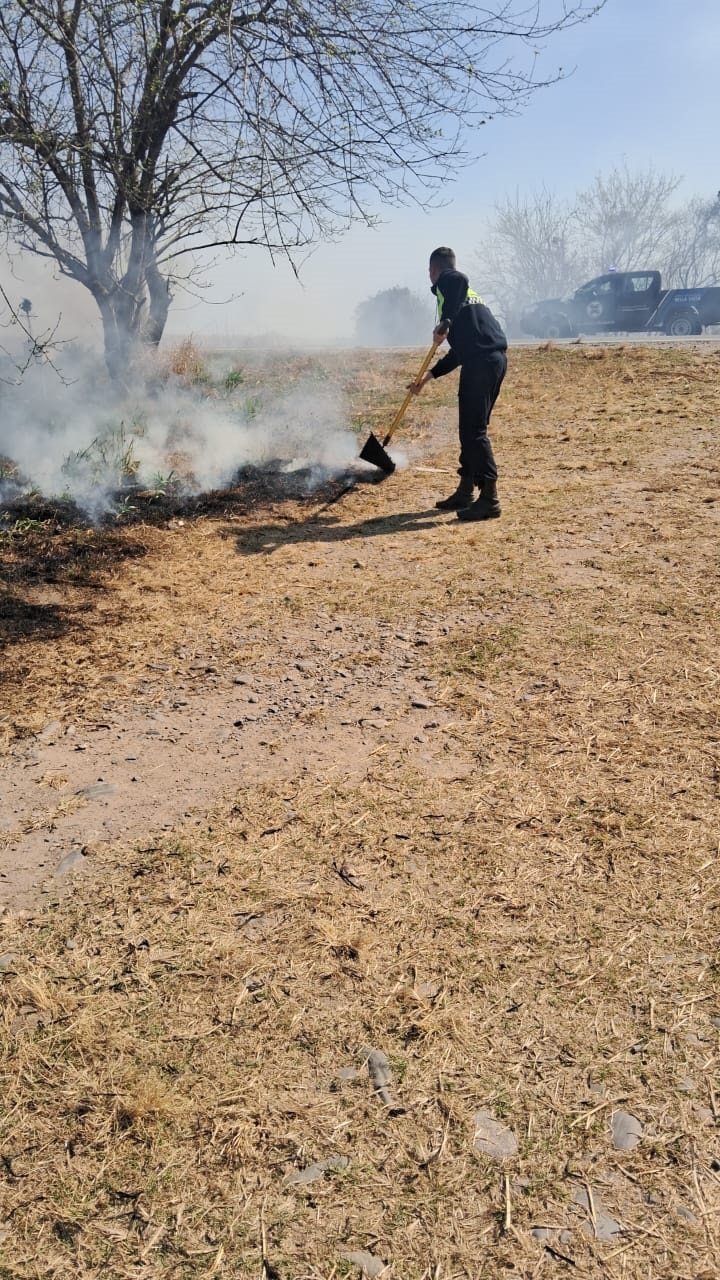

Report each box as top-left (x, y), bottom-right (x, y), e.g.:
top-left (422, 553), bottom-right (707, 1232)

top-left (359, 431), bottom-right (396, 474)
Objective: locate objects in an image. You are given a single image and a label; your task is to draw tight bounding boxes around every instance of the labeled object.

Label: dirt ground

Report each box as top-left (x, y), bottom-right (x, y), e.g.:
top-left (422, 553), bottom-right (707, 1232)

top-left (1, 343), bottom-right (720, 1278)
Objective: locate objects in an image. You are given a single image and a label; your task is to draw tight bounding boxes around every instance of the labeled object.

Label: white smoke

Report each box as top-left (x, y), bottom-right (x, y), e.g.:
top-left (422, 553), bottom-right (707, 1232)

top-left (0, 342), bottom-right (363, 519)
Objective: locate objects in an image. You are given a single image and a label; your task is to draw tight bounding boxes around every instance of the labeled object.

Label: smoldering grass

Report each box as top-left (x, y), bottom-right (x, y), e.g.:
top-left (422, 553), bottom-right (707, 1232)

top-left (62, 421), bottom-right (142, 490)
top-left (2, 346), bottom-right (360, 519)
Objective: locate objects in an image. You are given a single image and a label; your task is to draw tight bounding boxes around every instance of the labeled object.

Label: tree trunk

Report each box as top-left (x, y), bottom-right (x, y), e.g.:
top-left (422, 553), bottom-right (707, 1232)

top-left (98, 296), bottom-right (137, 388)
top-left (95, 257), bottom-right (170, 386)
top-left (144, 259), bottom-right (171, 348)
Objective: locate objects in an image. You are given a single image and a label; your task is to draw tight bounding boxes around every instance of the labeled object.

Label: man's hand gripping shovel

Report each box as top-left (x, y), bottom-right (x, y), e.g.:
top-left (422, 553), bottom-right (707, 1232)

top-left (359, 339), bottom-right (441, 474)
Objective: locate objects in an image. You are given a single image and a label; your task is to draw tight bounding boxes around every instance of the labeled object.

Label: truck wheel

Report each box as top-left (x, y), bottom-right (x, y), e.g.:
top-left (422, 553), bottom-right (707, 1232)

top-left (543, 315), bottom-right (573, 340)
top-left (665, 310), bottom-right (702, 337)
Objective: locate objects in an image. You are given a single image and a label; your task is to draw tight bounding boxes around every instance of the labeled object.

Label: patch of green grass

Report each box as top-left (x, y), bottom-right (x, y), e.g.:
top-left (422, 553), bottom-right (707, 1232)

top-left (242, 393), bottom-right (263, 421)
top-left (223, 367), bottom-right (244, 392)
top-left (148, 470), bottom-right (179, 494)
top-left (0, 515), bottom-right (50, 541)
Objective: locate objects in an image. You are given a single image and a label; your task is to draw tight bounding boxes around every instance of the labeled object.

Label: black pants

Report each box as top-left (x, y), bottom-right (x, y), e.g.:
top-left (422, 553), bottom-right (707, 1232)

top-left (457, 351), bottom-right (507, 483)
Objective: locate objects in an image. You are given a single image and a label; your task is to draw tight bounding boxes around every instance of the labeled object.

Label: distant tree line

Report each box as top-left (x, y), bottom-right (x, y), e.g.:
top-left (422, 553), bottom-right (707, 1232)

top-left (354, 288), bottom-right (433, 347)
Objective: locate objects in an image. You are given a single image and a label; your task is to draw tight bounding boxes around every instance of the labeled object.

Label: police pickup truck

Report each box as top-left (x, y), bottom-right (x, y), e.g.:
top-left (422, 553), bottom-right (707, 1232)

top-left (520, 270), bottom-right (720, 339)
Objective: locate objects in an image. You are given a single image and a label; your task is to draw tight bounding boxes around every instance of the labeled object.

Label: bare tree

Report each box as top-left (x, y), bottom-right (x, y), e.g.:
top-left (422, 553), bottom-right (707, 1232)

top-left (477, 189), bottom-right (588, 326)
top-left (0, 0), bottom-right (605, 380)
top-left (665, 193), bottom-right (720, 287)
top-left (576, 164), bottom-right (682, 272)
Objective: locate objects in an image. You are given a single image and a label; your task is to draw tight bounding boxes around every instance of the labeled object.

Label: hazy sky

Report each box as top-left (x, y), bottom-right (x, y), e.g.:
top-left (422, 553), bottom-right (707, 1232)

top-left (164, 0), bottom-right (717, 345)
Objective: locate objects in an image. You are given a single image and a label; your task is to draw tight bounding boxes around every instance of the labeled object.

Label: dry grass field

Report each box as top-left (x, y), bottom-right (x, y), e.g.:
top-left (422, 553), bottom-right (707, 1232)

top-left (1, 342), bottom-right (720, 1278)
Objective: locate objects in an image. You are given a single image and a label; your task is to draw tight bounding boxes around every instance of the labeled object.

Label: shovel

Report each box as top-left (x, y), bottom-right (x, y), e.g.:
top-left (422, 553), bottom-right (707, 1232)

top-left (359, 340), bottom-right (441, 474)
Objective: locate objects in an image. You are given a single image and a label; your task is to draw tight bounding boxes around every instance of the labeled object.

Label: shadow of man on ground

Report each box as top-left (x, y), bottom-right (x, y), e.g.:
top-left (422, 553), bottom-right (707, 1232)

top-left (224, 507), bottom-right (451, 556)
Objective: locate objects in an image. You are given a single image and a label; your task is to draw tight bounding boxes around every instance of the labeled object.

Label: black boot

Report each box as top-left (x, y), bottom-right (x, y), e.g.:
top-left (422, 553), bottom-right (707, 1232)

top-left (457, 478), bottom-right (501, 522)
top-left (435, 476), bottom-right (474, 510)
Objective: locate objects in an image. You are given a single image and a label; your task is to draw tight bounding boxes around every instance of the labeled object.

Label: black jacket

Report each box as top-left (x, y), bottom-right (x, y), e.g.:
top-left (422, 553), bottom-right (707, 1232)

top-left (430, 270), bottom-right (506, 378)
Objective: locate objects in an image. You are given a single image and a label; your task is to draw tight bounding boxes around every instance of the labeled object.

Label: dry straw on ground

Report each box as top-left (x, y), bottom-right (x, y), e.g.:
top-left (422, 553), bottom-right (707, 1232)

top-left (1, 343), bottom-right (720, 1278)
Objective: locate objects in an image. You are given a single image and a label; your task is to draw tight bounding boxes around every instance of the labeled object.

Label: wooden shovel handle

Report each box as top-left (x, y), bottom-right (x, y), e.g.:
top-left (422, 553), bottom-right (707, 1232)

top-left (382, 340), bottom-right (442, 447)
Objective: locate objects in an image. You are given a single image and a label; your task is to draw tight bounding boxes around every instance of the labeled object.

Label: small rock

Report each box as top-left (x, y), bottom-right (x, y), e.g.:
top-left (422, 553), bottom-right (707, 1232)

top-left (64, 940), bottom-right (77, 951)
top-left (676, 1205), bottom-right (699, 1225)
top-left (416, 980), bottom-right (441, 999)
top-left (54, 849), bottom-right (87, 878)
top-left (77, 782), bottom-right (116, 801)
top-left (472, 1110), bottom-right (518, 1159)
top-left (336, 1067), bottom-right (361, 1081)
top-left (10, 1007), bottom-right (49, 1033)
top-left (611, 1110), bottom-right (643, 1151)
top-left (0, 953), bottom-right (17, 972)
top-left (573, 1187), bottom-right (622, 1242)
top-left (363, 1048), bottom-right (402, 1113)
top-left (530, 1226), bottom-right (572, 1244)
top-left (37, 720), bottom-right (62, 743)
top-left (342, 1250), bottom-right (387, 1277)
top-left (411, 697), bottom-right (431, 709)
top-left (284, 1156), bottom-right (350, 1188)
top-left (678, 1077), bottom-right (697, 1093)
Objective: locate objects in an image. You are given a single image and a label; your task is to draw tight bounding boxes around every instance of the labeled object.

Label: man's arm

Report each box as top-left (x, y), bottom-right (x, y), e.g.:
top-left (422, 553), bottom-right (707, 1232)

top-left (408, 345), bottom-right (460, 394)
top-left (430, 348), bottom-right (461, 378)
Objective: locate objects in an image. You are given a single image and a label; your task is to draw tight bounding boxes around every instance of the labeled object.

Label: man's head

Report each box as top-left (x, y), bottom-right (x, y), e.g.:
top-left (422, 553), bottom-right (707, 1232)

top-left (429, 246), bottom-right (456, 284)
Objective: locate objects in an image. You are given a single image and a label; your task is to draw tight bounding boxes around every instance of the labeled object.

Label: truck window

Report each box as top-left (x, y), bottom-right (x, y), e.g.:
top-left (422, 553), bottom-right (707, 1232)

top-left (576, 277), bottom-right (613, 296)
top-left (627, 275), bottom-right (654, 292)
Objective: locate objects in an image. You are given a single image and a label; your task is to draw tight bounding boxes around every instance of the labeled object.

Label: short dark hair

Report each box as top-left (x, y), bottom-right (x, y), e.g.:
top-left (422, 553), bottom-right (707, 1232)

top-left (429, 246), bottom-right (456, 272)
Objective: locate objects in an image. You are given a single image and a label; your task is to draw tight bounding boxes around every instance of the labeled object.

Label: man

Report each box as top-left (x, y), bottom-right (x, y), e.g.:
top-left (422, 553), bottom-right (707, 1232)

top-left (409, 246), bottom-right (507, 521)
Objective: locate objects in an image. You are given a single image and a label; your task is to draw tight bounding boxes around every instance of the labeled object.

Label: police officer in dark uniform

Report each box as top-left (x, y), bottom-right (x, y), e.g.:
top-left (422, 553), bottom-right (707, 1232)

top-left (409, 246), bottom-right (507, 521)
